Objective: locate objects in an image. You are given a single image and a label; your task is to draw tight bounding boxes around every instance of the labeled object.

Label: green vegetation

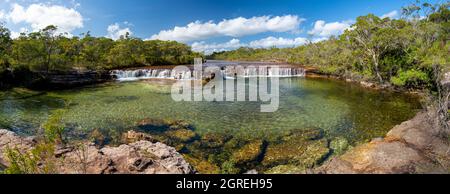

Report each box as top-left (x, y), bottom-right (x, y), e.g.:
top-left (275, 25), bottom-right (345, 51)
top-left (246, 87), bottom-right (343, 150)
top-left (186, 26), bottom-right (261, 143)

top-left (2, 109), bottom-right (67, 174)
top-left (209, 1), bottom-right (449, 90)
top-left (0, 24), bottom-right (202, 88)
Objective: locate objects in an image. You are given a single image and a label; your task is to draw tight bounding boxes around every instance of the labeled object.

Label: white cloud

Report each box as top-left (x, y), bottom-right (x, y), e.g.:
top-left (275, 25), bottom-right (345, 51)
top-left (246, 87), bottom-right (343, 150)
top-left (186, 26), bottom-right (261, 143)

top-left (308, 20), bottom-right (352, 37)
top-left (192, 36), bottom-right (308, 54)
top-left (249, 36), bottom-right (307, 48)
top-left (10, 27), bottom-right (29, 39)
top-left (151, 15), bottom-right (305, 42)
top-left (7, 3), bottom-right (84, 34)
top-left (381, 10), bottom-right (399, 19)
top-left (106, 23), bottom-right (133, 40)
top-left (0, 10), bottom-right (5, 20)
top-left (192, 39), bottom-right (244, 54)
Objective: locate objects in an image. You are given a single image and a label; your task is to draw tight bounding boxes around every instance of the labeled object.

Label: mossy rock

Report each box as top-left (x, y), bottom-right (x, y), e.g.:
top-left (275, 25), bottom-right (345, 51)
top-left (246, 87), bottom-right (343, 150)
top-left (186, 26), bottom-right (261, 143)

top-left (165, 129), bottom-right (198, 143)
top-left (296, 139), bottom-right (330, 167)
top-left (265, 165), bottom-right (307, 174)
top-left (230, 140), bottom-right (265, 165)
top-left (330, 137), bottom-right (349, 156)
top-left (183, 155), bottom-right (220, 174)
top-left (223, 137), bottom-right (248, 151)
top-left (262, 139), bottom-right (330, 168)
top-left (200, 132), bottom-right (233, 149)
top-left (282, 128), bottom-right (325, 142)
top-left (221, 161), bottom-right (241, 174)
top-left (231, 141), bottom-right (263, 163)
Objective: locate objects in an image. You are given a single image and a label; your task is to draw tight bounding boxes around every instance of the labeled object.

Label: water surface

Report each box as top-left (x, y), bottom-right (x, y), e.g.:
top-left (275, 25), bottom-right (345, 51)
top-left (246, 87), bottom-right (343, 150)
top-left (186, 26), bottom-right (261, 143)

top-left (0, 77), bottom-right (421, 143)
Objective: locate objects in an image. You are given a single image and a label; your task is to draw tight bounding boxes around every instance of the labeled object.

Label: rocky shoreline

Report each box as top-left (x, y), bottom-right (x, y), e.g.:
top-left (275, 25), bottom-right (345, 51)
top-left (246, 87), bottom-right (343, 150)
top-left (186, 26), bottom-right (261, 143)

top-left (317, 110), bottom-right (450, 174)
top-left (0, 129), bottom-right (195, 174)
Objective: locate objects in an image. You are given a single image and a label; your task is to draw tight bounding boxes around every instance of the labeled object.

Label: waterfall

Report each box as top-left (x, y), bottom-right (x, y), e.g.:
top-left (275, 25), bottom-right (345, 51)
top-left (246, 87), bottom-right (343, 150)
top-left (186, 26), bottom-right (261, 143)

top-left (111, 69), bottom-right (193, 81)
top-left (111, 66), bottom-right (306, 81)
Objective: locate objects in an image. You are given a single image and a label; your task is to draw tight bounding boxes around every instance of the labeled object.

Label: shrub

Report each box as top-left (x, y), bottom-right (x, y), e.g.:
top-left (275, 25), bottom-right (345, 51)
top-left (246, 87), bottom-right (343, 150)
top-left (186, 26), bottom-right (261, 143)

top-left (390, 69), bottom-right (430, 88)
top-left (42, 110), bottom-right (66, 144)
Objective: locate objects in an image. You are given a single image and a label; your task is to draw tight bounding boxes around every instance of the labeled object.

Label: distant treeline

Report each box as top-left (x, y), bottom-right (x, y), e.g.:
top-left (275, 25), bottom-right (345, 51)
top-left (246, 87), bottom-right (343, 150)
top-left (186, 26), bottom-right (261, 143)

top-left (209, 1), bottom-right (449, 89)
top-left (0, 25), bottom-right (202, 87)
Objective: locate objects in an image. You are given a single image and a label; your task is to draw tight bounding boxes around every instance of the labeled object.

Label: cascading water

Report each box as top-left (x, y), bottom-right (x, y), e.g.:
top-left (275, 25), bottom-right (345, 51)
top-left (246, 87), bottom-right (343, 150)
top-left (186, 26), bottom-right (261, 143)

top-left (111, 66), bottom-right (306, 81)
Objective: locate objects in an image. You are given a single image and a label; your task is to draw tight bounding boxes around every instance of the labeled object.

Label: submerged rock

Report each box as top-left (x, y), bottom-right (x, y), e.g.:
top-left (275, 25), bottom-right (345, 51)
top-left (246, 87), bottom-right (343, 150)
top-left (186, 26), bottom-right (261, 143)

top-left (262, 138), bottom-right (330, 168)
top-left (183, 155), bottom-right (220, 174)
top-left (165, 129), bottom-right (198, 143)
top-left (231, 140), bottom-right (265, 165)
top-left (282, 128), bottom-right (325, 141)
top-left (200, 132), bottom-right (233, 149)
top-left (330, 137), bottom-right (349, 156)
top-left (221, 161), bottom-right (241, 174)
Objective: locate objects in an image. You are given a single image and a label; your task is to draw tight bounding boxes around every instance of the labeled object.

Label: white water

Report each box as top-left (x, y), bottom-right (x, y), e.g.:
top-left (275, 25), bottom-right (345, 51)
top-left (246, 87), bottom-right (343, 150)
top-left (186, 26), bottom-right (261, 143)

top-left (111, 66), bottom-right (305, 81)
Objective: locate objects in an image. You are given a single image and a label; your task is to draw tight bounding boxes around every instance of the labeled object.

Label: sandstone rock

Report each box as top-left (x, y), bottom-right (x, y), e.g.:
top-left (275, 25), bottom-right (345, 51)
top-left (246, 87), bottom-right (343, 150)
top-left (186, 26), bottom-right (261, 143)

top-left (0, 129), bottom-right (195, 174)
top-left (340, 141), bottom-right (423, 173)
top-left (57, 143), bottom-right (114, 174)
top-left (101, 141), bottom-right (194, 174)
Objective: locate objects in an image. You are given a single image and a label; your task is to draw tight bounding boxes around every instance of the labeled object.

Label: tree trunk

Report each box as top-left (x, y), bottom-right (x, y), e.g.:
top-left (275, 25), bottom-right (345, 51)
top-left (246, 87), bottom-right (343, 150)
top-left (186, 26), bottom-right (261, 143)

top-left (372, 54), bottom-right (383, 83)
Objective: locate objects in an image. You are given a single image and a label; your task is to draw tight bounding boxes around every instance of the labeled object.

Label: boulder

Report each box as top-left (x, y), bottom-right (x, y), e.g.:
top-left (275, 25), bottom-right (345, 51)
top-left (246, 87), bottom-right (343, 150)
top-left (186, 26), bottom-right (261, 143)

top-left (100, 141), bottom-right (194, 174)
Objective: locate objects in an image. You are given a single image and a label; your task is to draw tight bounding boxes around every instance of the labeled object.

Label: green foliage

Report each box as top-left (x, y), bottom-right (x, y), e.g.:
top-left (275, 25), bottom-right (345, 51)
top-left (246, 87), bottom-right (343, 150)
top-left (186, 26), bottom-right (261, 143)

top-left (0, 23), bottom-right (203, 87)
top-left (3, 109), bottom-right (67, 174)
top-left (3, 142), bottom-right (56, 174)
top-left (391, 69), bottom-right (430, 88)
top-left (3, 147), bottom-right (38, 174)
top-left (42, 109), bottom-right (66, 144)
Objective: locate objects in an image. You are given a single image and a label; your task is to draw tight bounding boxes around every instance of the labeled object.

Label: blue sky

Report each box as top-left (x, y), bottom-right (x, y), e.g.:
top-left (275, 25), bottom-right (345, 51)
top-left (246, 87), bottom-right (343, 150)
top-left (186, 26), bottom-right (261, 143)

top-left (0, 0), bottom-right (443, 53)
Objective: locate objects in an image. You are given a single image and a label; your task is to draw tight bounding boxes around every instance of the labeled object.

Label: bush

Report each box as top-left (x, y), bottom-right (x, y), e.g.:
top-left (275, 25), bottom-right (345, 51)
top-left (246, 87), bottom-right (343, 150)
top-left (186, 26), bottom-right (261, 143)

top-left (390, 69), bottom-right (430, 88)
top-left (3, 142), bottom-right (57, 174)
top-left (42, 110), bottom-right (66, 144)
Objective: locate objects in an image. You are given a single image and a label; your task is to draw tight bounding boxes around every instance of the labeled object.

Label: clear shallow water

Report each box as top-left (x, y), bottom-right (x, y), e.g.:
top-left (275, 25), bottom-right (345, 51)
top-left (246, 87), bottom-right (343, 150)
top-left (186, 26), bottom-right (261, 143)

top-left (0, 77), bottom-right (421, 143)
